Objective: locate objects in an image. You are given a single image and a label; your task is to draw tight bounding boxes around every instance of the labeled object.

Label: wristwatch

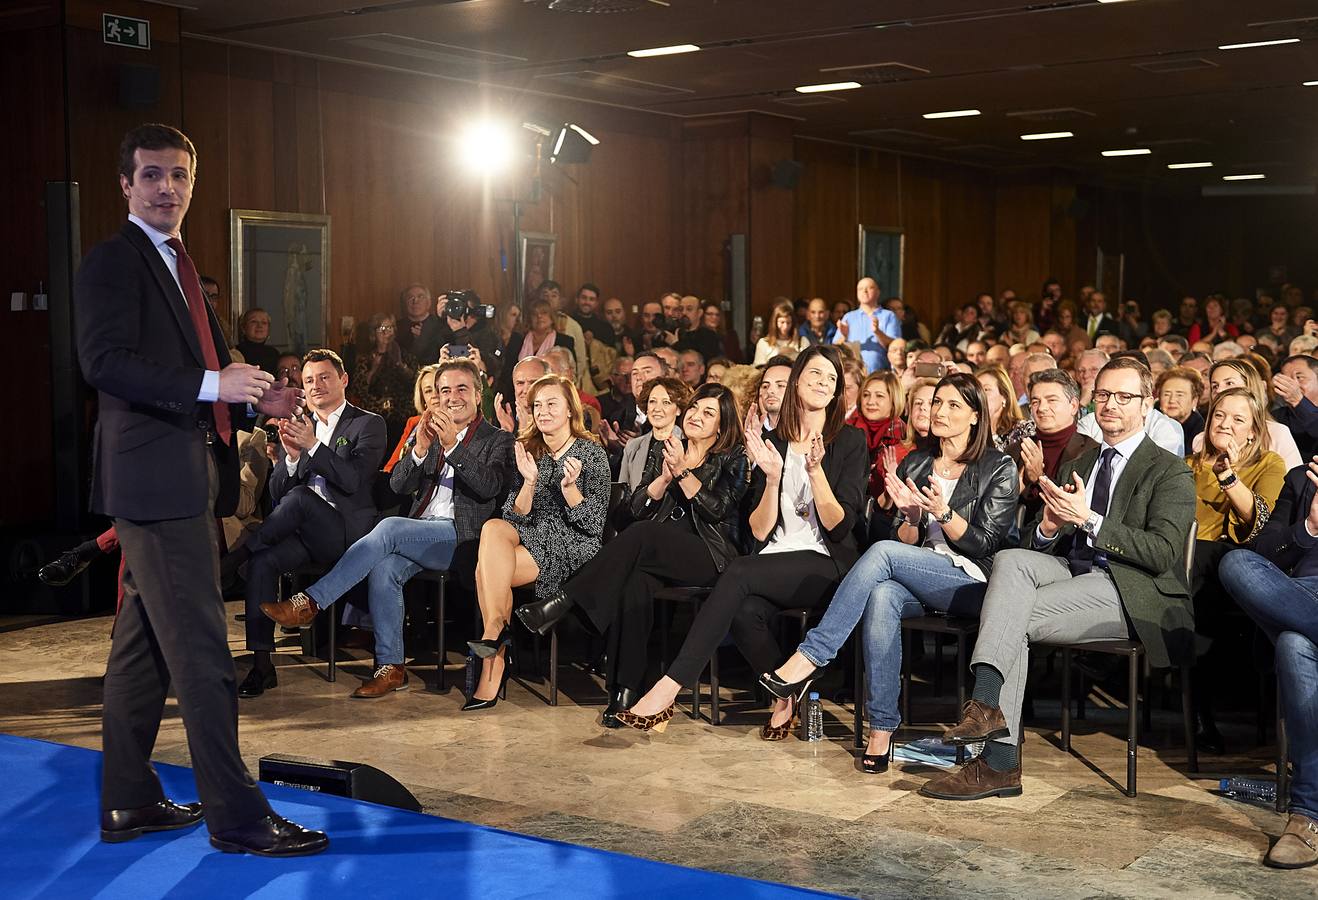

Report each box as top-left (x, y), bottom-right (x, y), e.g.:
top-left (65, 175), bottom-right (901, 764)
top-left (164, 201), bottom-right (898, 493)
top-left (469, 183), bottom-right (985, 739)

top-left (1081, 512), bottom-right (1102, 536)
top-left (935, 508), bottom-right (954, 525)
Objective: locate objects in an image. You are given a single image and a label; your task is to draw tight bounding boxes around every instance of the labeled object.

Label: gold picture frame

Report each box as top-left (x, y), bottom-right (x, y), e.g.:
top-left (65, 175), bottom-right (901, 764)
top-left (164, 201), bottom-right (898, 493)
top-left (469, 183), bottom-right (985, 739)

top-left (857, 224), bottom-right (905, 297)
top-left (229, 209), bottom-right (332, 353)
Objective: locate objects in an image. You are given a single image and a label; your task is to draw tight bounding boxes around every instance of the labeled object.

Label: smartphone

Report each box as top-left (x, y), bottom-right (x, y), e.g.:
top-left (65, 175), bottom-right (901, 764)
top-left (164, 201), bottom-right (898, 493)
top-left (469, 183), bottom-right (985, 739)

top-left (447, 343), bottom-right (470, 357)
top-left (913, 362), bottom-right (945, 378)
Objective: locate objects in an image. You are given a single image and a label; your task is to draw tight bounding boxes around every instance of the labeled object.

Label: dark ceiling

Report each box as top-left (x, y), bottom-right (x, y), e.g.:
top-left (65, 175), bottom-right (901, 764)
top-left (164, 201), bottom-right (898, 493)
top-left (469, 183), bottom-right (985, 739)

top-left (178, 0), bottom-right (1318, 185)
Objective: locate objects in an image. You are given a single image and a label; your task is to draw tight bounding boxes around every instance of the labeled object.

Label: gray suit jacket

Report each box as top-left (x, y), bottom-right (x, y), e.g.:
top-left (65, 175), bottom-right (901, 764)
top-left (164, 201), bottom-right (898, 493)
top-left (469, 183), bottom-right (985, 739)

top-left (390, 418), bottom-right (515, 573)
top-left (619, 426), bottom-right (682, 493)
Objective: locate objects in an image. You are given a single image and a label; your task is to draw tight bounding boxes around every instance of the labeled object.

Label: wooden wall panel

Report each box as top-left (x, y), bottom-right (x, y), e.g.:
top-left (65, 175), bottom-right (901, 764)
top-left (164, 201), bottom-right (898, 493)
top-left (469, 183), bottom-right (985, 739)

top-left (794, 140), bottom-right (861, 306)
top-left (993, 177), bottom-right (1054, 304)
top-left (680, 120), bottom-right (749, 302)
top-left (747, 114), bottom-right (796, 322)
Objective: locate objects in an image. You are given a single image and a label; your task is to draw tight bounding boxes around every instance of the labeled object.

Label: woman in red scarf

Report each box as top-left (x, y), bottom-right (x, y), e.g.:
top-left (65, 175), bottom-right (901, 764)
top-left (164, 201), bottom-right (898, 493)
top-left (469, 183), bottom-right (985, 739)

top-left (847, 371), bottom-right (908, 503)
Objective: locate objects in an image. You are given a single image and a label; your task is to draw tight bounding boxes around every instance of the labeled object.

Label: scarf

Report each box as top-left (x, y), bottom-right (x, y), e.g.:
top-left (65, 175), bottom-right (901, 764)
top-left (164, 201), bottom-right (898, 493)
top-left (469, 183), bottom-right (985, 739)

top-left (847, 411), bottom-right (906, 499)
top-left (410, 412), bottom-right (484, 517)
top-left (519, 330), bottom-right (556, 360)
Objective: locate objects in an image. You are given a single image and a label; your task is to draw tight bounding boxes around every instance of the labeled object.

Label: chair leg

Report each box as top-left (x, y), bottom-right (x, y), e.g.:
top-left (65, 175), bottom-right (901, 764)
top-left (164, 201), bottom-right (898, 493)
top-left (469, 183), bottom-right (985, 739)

top-left (690, 600), bottom-right (701, 720)
top-left (549, 627), bottom-right (559, 707)
top-left (1181, 664), bottom-right (1198, 773)
top-left (709, 647), bottom-right (720, 726)
top-left (854, 638), bottom-right (865, 749)
top-left (1277, 685), bottom-right (1289, 814)
top-left (934, 636), bottom-right (944, 697)
top-left (1060, 647), bottom-right (1072, 752)
top-left (328, 601), bottom-right (337, 683)
top-left (1126, 651), bottom-right (1140, 797)
top-left (955, 632), bottom-right (968, 765)
top-left (436, 578), bottom-right (447, 693)
top-left (1141, 659), bottom-right (1152, 734)
top-left (901, 628), bottom-right (912, 726)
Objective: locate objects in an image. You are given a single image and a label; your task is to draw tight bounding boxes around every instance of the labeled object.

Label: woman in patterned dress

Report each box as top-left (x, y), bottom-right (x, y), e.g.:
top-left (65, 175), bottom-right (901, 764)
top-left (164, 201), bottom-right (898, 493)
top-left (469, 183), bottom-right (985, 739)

top-left (463, 374), bottom-right (610, 710)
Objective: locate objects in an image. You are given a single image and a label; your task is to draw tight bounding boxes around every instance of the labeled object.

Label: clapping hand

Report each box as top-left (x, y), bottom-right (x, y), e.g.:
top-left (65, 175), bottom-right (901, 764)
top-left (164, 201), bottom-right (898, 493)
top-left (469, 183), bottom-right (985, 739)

top-left (1039, 472), bottom-right (1091, 531)
top-left (559, 456), bottom-right (583, 494)
top-left (743, 401), bottom-right (764, 444)
top-left (880, 445), bottom-right (899, 479)
top-left (1019, 436), bottom-right (1045, 484)
top-left (413, 409), bottom-right (435, 456)
top-left (662, 435), bottom-right (686, 478)
top-left (804, 432), bottom-right (825, 472)
top-left (1212, 435), bottom-right (1241, 478)
top-left (910, 476), bottom-right (950, 520)
top-left (837, 318), bottom-right (850, 340)
top-left (278, 415), bottom-right (317, 460)
top-left (514, 442), bottom-right (540, 483)
top-left (1275, 372), bottom-right (1304, 408)
top-left (884, 471), bottom-right (923, 523)
top-left (746, 428), bottom-right (784, 479)
top-left (432, 407), bottom-right (458, 451)
top-left (494, 392), bottom-right (516, 433)
top-left (1304, 457), bottom-right (1318, 535)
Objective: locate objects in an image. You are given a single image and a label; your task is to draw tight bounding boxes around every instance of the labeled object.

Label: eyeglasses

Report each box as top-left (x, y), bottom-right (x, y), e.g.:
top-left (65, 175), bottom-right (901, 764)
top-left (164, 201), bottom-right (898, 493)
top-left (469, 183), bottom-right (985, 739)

top-left (377, 324), bottom-right (396, 333)
top-left (1092, 390), bottom-right (1147, 406)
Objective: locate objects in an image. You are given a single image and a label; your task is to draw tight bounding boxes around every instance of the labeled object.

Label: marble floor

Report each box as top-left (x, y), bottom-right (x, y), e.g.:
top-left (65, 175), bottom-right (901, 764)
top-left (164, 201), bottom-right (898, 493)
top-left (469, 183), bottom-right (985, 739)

top-left (1, 607), bottom-right (1314, 899)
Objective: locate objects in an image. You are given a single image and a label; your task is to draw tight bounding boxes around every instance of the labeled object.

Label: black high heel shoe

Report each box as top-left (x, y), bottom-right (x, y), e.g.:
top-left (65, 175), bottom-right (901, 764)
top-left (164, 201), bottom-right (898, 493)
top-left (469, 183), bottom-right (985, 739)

top-left (759, 665), bottom-right (825, 703)
top-left (860, 747), bottom-right (891, 774)
top-left (462, 643), bottom-right (512, 711)
top-left (467, 624), bottom-right (510, 660)
top-left (602, 686), bottom-right (639, 729)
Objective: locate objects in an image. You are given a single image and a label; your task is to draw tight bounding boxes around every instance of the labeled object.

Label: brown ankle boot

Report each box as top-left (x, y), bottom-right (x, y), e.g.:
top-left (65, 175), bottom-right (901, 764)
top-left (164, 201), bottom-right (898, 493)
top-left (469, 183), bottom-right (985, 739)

top-left (259, 592), bottom-right (319, 627)
top-left (351, 664), bottom-right (409, 699)
top-left (1266, 813), bottom-right (1318, 869)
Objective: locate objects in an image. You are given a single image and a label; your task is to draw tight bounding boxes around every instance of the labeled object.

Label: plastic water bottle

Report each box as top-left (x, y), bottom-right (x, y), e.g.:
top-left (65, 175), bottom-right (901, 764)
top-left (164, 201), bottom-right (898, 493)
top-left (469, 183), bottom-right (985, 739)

top-left (1219, 777), bottom-right (1277, 805)
top-left (804, 692), bottom-right (824, 742)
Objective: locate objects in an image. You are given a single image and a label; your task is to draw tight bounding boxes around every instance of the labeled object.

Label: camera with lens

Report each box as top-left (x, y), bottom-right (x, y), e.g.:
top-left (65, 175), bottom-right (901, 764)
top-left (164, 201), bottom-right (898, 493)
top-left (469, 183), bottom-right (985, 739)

top-left (444, 290), bottom-right (495, 322)
top-left (655, 315), bottom-right (683, 335)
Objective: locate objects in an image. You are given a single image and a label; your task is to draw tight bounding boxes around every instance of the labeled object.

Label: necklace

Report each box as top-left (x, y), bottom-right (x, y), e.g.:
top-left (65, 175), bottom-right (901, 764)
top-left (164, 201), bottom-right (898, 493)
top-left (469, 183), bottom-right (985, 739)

top-left (936, 456), bottom-right (959, 478)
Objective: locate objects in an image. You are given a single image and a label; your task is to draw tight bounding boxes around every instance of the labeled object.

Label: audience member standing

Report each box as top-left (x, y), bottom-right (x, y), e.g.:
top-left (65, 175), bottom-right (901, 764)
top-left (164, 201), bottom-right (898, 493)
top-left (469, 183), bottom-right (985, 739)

top-left (837, 278), bottom-right (901, 371)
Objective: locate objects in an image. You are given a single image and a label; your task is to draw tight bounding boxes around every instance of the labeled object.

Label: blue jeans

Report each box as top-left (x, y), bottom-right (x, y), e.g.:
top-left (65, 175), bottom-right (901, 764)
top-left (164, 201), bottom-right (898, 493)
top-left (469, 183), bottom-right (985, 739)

top-left (305, 516), bottom-right (457, 667)
top-left (798, 541), bottom-right (987, 732)
top-left (1220, 549), bottom-right (1318, 819)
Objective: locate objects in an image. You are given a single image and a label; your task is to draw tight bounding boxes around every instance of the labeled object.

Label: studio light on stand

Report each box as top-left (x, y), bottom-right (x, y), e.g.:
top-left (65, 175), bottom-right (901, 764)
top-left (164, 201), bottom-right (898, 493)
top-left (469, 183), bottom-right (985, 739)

top-left (549, 123), bottom-right (599, 165)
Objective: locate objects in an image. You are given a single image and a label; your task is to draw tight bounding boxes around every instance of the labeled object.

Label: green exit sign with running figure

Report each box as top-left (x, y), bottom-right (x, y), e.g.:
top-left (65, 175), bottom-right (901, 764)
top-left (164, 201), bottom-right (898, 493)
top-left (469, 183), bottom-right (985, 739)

top-left (103, 14), bottom-right (151, 50)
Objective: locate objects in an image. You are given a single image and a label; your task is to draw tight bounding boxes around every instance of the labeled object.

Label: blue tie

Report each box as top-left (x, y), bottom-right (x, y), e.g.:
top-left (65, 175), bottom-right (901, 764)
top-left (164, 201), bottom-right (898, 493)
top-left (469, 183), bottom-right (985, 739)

top-left (1068, 447), bottom-right (1118, 576)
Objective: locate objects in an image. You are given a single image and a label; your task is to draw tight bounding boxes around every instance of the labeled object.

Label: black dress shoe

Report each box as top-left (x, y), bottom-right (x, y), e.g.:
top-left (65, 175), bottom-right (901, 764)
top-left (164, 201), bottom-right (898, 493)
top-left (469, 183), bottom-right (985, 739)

top-left (513, 591), bottom-right (573, 636)
top-left (209, 814), bottom-right (329, 857)
top-left (238, 667), bottom-right (277, 698)
top-left (602, 686), bottom-right (639, 729)
top-left (101, 799), bottom-right (203, 843)
top-left (38, 550), bottom-right (92, 587)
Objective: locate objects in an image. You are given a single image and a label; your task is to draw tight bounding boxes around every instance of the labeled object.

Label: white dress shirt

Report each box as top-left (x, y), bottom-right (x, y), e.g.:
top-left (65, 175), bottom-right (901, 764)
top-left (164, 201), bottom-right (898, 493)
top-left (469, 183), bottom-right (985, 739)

top-left (287, 401), bottom-right (348, 507)
top-left (413, 426), bottom-right (468, 521)
top-left (1077, 406), bottom-right (1183, 457)
top-left (761, 449), bottom-right (829, 557)
top-left (128, 213), bottom-right (220, 403)
top-left (1036, 430), bottom-right (1146, 565)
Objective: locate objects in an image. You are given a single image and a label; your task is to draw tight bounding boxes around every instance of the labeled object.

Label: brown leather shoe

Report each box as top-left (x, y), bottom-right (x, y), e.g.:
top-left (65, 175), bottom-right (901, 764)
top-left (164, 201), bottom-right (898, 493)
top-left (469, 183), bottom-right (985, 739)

top-left (259, 592), bottom-right (318, 628)
top-left (1265, 813), bottom-right (1318, 869)
top-left (919, 757), bottom-right (1022, 801)
top-left (351, 664), bottom-right (409, 699)
top-left (942, 699), bottom-right (1010, 745)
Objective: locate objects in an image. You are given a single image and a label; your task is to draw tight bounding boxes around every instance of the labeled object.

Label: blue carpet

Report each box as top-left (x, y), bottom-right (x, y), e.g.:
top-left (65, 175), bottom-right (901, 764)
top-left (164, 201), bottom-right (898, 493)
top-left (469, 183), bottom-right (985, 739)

top-left (1, 733), bottom-right (834, 899)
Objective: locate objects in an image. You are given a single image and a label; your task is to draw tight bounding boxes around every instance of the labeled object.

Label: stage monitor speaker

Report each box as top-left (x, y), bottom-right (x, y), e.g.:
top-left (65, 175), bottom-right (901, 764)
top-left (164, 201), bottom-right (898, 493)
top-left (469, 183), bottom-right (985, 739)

top-left (770, 159), bottom-right (803, 190)
top-left (118, 64), bottom-right (160, 108)
top-left (259, 754), bottom-right (421, 812)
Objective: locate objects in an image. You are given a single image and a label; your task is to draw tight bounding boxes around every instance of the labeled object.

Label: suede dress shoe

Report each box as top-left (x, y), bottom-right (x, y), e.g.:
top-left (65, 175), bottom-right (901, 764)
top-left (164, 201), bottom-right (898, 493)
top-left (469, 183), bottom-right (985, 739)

top-left (352, 664), bottom-right (409, 699)
top-left (238, 667), bottom-right (277, 698)
top-left (1266, 813), bottom-right (1318, 869)
top-left (260, 592), bottom-right (319, 628)
top-left (514, 591), bottom-right (573, 636)
top-left (920, 757), bottom-right (1022, 801)
top-left (101, 799), bottom-right (203, 842)
top-left (39, 550), bottom-right (92, 587)
top-left (942, 700), bottom-right (1010, 745)
top-left (209, 814), bottom-right (329, 857)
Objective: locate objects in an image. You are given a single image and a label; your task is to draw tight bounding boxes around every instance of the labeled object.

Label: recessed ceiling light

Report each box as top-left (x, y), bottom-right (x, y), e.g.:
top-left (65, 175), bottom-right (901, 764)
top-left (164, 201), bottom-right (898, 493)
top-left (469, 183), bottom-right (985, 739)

top-left (1305, 80), bottom-right (1318, 86)
top-left (1222, 173), bottom-right (1266, 181)
top-left (1218, 38), bottom-right (1300, 51)
top-left (1020, 131), bottom-right (1074, 141)
top-left (627, 44), bottom-right (700, 58)
top-left (1095, 0), bottom-right (1139, 4)
top-left (1101, 148), bottom-right (1152, 157)
top-left (795, 81), bottom-right (862, 94)
top-left (1167, 162), bottom-right (1213, 169)
top-left (922, 109), bottom-right (981, 119)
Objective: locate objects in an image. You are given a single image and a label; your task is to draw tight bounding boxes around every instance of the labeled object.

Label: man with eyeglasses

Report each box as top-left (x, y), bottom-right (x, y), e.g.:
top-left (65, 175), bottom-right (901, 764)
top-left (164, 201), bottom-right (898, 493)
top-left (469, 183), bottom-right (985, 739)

top-left (921, 355), bottom-right (1195, 800)
top-left (1076, 350), bottom-right (1184, 456)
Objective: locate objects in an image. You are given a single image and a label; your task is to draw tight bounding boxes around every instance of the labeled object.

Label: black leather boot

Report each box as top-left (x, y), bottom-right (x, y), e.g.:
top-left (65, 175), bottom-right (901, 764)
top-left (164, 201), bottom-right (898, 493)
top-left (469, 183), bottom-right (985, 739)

top-left (602, 686), bottom-right (640, 729)
top-left (514, 590), bottom-right (573, 635)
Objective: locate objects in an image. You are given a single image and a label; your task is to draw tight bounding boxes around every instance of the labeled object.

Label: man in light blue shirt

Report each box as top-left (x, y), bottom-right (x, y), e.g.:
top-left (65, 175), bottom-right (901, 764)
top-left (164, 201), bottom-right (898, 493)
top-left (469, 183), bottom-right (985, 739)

top-left (833, 277), bottom-right (900, 373)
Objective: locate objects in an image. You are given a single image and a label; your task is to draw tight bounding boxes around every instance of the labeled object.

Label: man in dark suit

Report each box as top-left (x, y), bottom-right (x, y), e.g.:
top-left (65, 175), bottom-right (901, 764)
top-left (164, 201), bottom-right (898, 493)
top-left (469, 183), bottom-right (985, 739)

top-left (922, 357), bottom-right (1195, 800)
top-left (76, 123), bottom-right (325, 856)
top-left (260, 359), bottom-right (513, 698)
top-left (1083, 291), bottom-right (1121, 342)
top-left (230, 348), bottom-right (387, 697)
top-left (1219, 459), bottom-right (1318, 869)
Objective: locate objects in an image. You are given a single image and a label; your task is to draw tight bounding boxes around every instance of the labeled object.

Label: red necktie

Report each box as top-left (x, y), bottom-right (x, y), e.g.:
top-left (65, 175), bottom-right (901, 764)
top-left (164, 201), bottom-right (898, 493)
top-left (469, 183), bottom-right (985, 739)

top-left (165, 237), bottom-right (231, 445)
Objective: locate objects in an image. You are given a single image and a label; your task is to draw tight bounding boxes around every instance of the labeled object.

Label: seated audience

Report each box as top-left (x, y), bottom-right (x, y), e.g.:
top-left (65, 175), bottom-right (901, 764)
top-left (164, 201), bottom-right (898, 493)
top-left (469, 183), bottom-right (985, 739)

top-left (570, 282), bottom-right (613, 348)
top-left (847, 370), bottom-right (908, 505)
top-left (1219, 462), bottom-right (1318, 869)
top-left (1146, 348), bottom-right (1174, 376)
top-left (351, 313), bottom-right (418, 448)
top-left (675, 297), bottom-right (724, 364)
top-left (396, 282), bottom-right (435, 359)
top-left (222, 427), bottom-right (272, 552)
top-left (228, 350), bottom-right (387, 698)
top-left (1188, 295), bottom-right (1239, 345)
top-left (976, 365), bottom-right (1026, 451)
top-left (678, 348), bottom-right (707, 387)
top-left (538, 280), bottom-right (590, 386)
top-left (260, 360), bottom-right (513, 698)
top-left (597, 355), bottom-right (634, 426)
top-left (544, 346), bottom-right (602, 421)
top-left (511, 298), bottom-right (576, 365)
top-left (1076, 352), bottom-right (1184, 456)
top-left (235, 308), bottom-right (281, 376)
top-left (384, 364), bottom-right (440, 472)
top-left (494, 355), bottom-right (550, 433)
top-left (800, 297), bottom-right (837, 346)
top-left (768, 372), bottom-right (1018, 770)
top-left (1004, 301), bottom-right (1041, 346)
top-left (754, 300), bottom-right (809, 364)
top-left (1156, 366), bottom-right (1206, 452)
top-left (841, 356), bottom-right (864, 418)
top-left (514, 384), bottom-right (749, 726)
top-left (1192, 359), bottom-right (1302, 470)
top-left (464, 375), bottom-right (610, 710)
top-left (1158, 333), bottom-right (1189, 364)
top-left (619, 377), bottom-right (690, 496)
top-left (701, 301), bottom-right (743, 364)
top-left (598, 351), bottom-right (666, 451)
top-left (1083, 292), bottom-right (1119, 341)
top-left (750, 356), bottom-right (795, 434)
top-left (1015, 369), bottom-right (1097, 524)
top-left (602, 297), bottom-right (640, 357)
top-left (705, 357), bottom-right (732, 384)
top-left (608, 346), bottom-right (867, 733)
top-left (1185, 386), bottom-right (1285, 751)
top-left (1273, 354), bottom-right (1318, 462)
top-left (919, 357), bottom-right (1195, 800)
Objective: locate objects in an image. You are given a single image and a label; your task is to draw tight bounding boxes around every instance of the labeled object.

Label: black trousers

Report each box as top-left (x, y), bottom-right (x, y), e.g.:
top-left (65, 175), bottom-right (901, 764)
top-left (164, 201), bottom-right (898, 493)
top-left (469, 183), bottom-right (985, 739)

top-left (667, 549), bottom-right (841, 687)
top-left (106, 452), bottom-right (272, 834)
top-left (564, 520), bottom-right (719, 691)
top-left (244, 485), bottom-right (348, 651)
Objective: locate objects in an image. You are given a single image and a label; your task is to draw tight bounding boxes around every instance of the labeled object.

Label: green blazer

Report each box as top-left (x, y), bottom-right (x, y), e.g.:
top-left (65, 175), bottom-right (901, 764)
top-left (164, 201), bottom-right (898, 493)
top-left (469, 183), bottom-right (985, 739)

top-left (1026, 436), bottom-right (1196, 668)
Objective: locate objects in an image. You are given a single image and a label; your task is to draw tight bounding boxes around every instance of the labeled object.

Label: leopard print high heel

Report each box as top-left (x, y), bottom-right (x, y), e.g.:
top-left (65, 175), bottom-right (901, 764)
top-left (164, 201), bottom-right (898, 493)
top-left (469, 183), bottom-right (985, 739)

top-left (760, 697), bottom-right (798, 741)
top-left (612, 703), bottom-right (676, 733)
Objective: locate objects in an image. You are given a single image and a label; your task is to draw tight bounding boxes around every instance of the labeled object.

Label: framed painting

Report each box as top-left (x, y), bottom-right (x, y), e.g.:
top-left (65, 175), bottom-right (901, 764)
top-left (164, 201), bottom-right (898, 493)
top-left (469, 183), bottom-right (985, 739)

top-left (857, 225), bottom-right (905, 298)
top-left (229, 209), bottom-right (331, 353)
top-left (519, 231), bottom-right (556, 304)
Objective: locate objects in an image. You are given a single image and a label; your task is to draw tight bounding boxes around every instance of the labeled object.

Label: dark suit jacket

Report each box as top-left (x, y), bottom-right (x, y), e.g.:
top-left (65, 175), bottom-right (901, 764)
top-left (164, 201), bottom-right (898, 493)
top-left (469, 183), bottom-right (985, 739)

top-left (269, 402), bottom-right (387, 545)
top-left (1249, 464), bottom-right (1317, 574)
top-left (1084, 314), bottom-right (1120, 339)
top-left (389, 417), bottom-right (514, 552)
top-left (1028, 436), bottom-right (1196, 667)
top-left (76, 221), bottom-right (252, 520)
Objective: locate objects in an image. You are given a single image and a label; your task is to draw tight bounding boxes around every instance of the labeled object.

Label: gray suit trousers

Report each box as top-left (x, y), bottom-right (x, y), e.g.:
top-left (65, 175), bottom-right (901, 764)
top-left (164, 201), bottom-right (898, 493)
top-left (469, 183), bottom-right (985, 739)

top-left (970, 548), bottom-right (1132, 745)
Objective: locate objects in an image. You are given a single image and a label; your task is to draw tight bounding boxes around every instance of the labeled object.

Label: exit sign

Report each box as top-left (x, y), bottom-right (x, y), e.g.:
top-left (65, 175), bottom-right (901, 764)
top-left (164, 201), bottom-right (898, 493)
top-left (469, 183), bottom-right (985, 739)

top-left (103, 14), bottom-right (150, 50)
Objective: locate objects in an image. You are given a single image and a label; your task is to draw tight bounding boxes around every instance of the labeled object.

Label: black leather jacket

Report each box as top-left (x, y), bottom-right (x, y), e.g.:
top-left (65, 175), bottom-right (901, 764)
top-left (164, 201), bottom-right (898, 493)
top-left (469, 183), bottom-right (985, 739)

top-left (629, 443), bottom-right (751, 572)
top-left (893, 447), bottom-right (1020, 577)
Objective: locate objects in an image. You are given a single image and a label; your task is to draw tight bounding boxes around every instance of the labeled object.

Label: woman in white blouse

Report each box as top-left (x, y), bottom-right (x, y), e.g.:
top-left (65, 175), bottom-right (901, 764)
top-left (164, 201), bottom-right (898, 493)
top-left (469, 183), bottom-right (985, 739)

top-left (752, 300), bottom-right (809, 365)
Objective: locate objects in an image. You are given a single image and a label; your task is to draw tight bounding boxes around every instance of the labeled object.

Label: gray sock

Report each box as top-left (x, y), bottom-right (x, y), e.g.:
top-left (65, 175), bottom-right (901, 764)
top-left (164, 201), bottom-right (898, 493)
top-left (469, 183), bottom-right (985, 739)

top-left (970, 663), bottom-right (1005, 708)
top-left (981, 740), bottom-right (1018, 772)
